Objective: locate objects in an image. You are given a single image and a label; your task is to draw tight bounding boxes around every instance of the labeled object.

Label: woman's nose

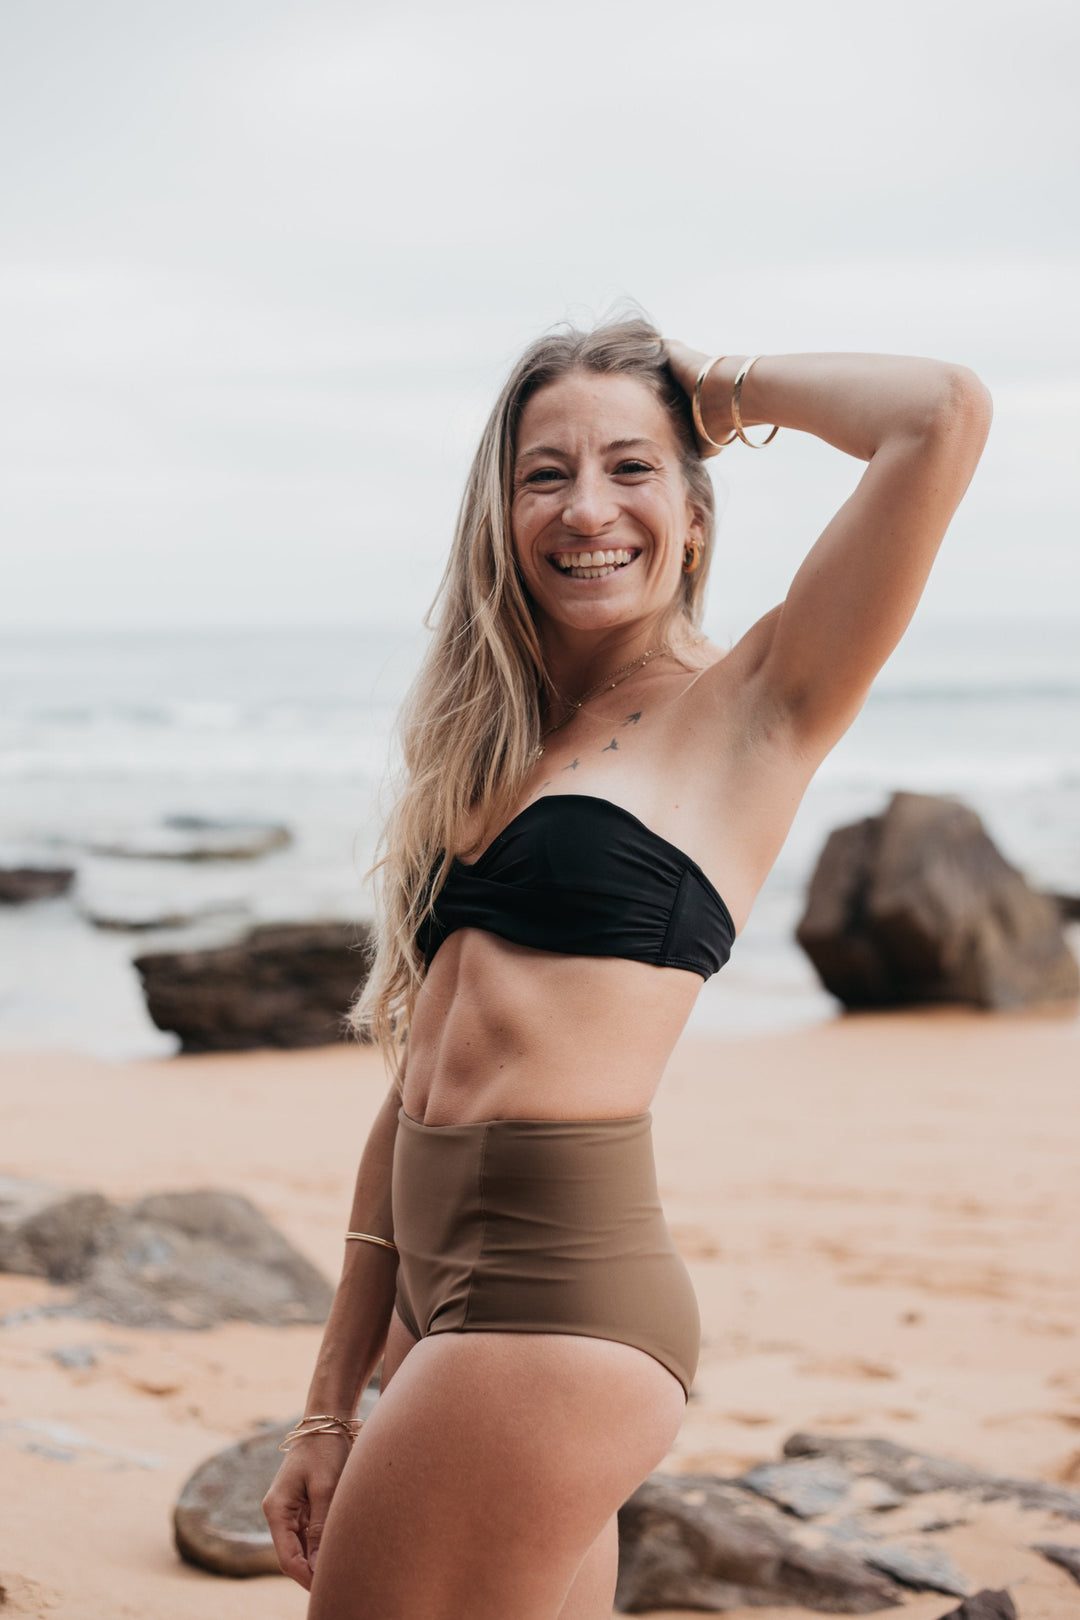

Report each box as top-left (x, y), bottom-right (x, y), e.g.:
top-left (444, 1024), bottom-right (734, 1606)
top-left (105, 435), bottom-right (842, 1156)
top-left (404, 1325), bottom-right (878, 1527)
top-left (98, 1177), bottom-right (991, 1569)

top-left (561, 469), bottom-right (619, 535)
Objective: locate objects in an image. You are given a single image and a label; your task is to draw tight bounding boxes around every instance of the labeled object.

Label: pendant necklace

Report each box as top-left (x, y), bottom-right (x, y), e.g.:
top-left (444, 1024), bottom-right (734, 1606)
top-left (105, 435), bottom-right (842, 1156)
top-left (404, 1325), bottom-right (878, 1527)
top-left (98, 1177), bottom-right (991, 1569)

top-left (535, 645), bottom-right (669, 759)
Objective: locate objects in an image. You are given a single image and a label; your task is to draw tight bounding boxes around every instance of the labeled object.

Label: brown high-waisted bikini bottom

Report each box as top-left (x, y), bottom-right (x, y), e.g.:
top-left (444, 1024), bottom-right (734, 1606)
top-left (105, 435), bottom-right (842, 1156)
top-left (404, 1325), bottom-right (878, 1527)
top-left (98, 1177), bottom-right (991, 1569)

top-left (391, 1107), bottom-right (700, 1400)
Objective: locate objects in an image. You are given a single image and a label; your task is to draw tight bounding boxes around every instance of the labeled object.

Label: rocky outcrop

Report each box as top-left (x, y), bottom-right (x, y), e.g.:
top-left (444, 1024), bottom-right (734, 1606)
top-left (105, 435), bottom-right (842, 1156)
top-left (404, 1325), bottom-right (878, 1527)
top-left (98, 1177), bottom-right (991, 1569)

top-left (0, 866), bottom-right (74, 902)
top-left (133, 920), bottom-right (372, 1051)
top-left (0, 1176), bottom-right (332, 1329)
top-left (796, 792), bottom-right (1079, 1010)
top-left (88, 815), bottom-right (291, 861)
top-left (615, 1431), bottom-right (1080, 1613)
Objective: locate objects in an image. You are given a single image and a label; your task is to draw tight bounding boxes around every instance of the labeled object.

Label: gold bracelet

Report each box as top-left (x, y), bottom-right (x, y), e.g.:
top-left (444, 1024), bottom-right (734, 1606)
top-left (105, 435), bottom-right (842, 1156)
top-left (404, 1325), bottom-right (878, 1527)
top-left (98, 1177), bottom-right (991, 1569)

top-left (344, 1231), bottom-right (398, 1252)
top-left (730, 356), bottom-right (780, 447)
top-left (691, 355), bottom-right (737, 450)
top-left (279, 1414), bottom-right (364, 1452)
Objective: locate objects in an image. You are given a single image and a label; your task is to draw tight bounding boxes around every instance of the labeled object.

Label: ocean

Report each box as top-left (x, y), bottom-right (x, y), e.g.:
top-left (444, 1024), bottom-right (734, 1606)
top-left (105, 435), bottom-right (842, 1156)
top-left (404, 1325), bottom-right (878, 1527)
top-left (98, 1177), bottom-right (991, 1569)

top-left (2, 617), bottom-right (1078, 1057)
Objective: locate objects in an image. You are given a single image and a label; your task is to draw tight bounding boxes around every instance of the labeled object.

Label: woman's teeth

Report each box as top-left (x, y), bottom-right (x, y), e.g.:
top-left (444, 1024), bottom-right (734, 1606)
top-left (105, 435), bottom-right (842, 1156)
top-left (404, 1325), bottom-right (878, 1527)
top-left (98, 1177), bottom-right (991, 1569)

top-left (552, 548), bottom-right (635, 580)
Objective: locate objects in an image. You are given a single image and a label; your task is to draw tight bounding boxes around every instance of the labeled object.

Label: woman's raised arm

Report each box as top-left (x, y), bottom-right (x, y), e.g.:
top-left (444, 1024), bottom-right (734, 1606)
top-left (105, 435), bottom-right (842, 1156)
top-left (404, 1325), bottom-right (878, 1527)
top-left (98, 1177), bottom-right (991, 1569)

top-left (666, 343), bottom-right (993, 746)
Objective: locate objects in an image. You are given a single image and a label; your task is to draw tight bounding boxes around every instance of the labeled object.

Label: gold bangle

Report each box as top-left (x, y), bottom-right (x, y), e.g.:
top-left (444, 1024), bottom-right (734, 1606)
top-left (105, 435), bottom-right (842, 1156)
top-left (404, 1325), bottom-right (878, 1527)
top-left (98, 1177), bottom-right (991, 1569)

top-left (279, 1414), bottom-right (364, 1453)
top-left (691, 355), bottom-right (737, 450)
top-left (344, 1231), bottom-right (398, 1252)
top-left (730, 356), bottom-right (779, 447)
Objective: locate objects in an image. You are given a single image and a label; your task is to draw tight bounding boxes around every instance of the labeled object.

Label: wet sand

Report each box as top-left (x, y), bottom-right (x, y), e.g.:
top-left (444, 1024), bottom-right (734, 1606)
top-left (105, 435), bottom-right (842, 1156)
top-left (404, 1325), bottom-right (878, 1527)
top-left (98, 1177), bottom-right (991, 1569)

top-left (1, 1007), bottom-right (1079, 1617)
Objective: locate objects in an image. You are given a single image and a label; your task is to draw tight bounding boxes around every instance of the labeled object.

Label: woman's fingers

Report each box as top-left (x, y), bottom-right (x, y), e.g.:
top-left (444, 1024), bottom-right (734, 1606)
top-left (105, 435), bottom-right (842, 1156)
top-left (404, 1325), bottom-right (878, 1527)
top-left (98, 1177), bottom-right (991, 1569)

top-left (262, 1448), bottom-right (351, 1590)
top-left (262, 1486), bottom-right (316, 1589)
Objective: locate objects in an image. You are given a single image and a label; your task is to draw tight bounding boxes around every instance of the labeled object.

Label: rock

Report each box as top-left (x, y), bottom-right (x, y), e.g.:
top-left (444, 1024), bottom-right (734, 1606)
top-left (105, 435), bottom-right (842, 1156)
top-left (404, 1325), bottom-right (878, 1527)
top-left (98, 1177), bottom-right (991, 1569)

top-left (859, 1540), bottom-right (969, 1595)
top-left (82, 897), bottom-right (248, 932)
top-left (796, 792), bottom-right (1079, 1010)
top-left (0, 1175), bottom-right (112, 1282)
top-left (72, 1189), bottom-right (334, 1329)
top-left (174, 1421), bottom-right (296, 1577)
top-left (616, 1473), bottom-right (903, 1614)
top-left (50, 1344), bottom-right (99, 1370)
top-left (1033, 1542), bottom-right (1080, 1585)
top-left (87, 816), bottom-right (291, 862)
top-left (0, 866), bottom-right (75, 902)
top-left (783, 1433), bottom-right (1080, 1520)
top-left (174, 1392), bottom-right (380, 1577)
top-left (737, 1457), bottom-right (903, 1519)
top-left (133, 920), bottom-right (372, 1051)
top-left (737, 1457), bottom-right (849, 1517)
top-left (0, 1176), bottom-right (333, 1329)
top-left (936, 1592), bottom-right (1017, 1620)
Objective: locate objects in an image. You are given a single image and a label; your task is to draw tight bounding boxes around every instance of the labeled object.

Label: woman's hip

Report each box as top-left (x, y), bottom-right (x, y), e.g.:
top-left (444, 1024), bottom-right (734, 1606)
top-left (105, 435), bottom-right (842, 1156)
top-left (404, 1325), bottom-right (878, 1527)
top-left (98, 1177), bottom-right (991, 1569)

top-left (391, 1107), bottom-right (700, 1398)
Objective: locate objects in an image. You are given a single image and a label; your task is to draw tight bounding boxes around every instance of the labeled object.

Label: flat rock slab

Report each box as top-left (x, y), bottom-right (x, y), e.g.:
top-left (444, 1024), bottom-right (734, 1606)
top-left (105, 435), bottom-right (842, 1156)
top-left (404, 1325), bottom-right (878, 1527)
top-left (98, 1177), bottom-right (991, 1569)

top-left (175, 1389), bottom-right (381, 1576)
top-left (88, 816), bottom-right (291, 861)
top-left (784, 1433), bottom-right (1080, 1521)
top-left (174, 1420), bottom-right (297, 1577)
top-left (0, 1177), bottom-right (332, 1329)
top-left (134, 920), bottom-right (371, 1051)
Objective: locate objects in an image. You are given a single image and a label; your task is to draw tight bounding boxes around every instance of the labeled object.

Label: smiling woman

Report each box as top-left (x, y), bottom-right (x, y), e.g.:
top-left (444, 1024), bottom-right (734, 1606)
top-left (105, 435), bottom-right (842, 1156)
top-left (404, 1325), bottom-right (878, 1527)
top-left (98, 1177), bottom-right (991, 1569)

top-left (261, 315), bottom-right (992, 1619)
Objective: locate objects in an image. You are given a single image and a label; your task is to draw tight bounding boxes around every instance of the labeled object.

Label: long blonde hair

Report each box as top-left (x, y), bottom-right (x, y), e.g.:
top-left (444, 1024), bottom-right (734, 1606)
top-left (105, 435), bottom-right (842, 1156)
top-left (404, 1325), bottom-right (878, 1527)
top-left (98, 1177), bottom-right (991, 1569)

top-left (347, 317), bottom-right (716, 1071)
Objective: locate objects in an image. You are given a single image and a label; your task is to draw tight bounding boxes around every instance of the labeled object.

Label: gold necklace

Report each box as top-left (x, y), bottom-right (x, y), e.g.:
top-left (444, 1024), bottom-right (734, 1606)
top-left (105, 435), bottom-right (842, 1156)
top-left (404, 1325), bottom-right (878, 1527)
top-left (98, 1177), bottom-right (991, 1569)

top-left (535, 645), bottom-right (669, 759)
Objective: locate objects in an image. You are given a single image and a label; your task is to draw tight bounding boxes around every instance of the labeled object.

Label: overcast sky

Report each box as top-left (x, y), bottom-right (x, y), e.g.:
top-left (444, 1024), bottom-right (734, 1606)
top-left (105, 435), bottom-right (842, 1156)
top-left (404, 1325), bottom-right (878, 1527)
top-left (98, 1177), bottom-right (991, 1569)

top-left (2, 0), bottom-right (1077, 633)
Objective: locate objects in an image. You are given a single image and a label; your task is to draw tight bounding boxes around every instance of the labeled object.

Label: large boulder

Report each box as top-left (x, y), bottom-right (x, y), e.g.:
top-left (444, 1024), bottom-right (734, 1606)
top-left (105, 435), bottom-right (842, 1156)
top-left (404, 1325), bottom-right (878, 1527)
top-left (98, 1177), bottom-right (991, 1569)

top-left (616, 1472), bottom-right (904, 1613)
top-left (796, 792), bottom-right (1079, 1010)
top-left (0, 1177), bottom-right (333, 1329)
top-left (133, 920), bottom-right (372, 1051)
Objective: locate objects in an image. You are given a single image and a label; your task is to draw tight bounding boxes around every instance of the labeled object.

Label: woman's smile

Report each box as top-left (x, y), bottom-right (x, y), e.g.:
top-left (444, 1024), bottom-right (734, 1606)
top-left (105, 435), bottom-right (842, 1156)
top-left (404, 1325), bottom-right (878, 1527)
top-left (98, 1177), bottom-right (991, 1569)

top-left (547, 546), bottom-right (640, 580)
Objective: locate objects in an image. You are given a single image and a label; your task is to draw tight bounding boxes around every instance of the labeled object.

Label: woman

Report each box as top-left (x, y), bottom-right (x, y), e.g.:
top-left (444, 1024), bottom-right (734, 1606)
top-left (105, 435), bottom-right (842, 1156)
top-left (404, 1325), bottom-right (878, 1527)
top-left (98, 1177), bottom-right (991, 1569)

top-left (263, 319), bottom-right (992, 1618)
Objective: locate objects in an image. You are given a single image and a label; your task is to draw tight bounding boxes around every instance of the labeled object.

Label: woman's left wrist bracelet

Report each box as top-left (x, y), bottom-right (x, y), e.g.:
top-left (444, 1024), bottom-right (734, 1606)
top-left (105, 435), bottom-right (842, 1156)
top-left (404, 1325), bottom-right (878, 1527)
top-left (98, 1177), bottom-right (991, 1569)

top-left (279, 1414), bottom-right (364, 1452)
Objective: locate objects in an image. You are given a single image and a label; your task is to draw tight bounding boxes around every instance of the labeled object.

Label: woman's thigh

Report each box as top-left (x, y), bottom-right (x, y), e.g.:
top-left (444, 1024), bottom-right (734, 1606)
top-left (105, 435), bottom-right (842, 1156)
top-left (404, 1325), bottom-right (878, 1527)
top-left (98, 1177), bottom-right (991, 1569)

top-left (308, 1329), bottom-right (684, 1620)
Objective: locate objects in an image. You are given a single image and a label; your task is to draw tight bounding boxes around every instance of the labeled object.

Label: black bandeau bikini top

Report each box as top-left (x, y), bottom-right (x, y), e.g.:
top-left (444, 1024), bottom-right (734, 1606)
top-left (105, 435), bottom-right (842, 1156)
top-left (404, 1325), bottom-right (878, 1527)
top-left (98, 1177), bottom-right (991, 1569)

top-left (416, 794), bottom-right (736, 980)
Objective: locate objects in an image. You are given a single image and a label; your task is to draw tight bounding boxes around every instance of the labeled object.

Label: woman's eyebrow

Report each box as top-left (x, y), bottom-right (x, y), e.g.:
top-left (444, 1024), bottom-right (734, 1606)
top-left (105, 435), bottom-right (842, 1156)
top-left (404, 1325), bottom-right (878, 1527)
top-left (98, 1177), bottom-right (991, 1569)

top-left (515, 436), bottom-right (662, 464)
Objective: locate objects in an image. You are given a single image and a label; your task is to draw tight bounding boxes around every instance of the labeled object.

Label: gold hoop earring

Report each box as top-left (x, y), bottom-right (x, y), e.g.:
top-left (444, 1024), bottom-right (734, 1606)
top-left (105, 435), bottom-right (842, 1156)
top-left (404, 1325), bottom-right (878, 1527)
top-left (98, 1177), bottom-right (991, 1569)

top-left (682, 539), bottom-right (703, 574)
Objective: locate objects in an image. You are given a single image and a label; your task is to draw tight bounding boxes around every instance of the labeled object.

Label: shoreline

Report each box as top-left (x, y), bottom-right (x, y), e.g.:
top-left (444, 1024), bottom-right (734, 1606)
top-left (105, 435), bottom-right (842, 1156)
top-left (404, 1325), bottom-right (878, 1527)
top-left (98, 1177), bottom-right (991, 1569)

top-left (2, 1006), bottom-right (1079, 1616)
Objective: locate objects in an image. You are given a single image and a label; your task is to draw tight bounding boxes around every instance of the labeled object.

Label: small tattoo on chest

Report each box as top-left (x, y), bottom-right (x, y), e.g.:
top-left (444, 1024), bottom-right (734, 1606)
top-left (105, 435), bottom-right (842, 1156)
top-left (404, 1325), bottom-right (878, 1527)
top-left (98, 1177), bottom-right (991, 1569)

top-left (623, 711), bottom-right (642, 726)
top-left (563, 758), bottom-right (580, 771)
top-left (601, 738), bottom-right (619, 753)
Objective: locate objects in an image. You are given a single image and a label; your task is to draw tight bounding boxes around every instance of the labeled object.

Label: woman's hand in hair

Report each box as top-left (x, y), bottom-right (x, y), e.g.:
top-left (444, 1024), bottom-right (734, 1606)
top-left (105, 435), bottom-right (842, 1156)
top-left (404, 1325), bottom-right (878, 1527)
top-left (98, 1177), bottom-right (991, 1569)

top-left (663, 338), bottom-right (731, 459)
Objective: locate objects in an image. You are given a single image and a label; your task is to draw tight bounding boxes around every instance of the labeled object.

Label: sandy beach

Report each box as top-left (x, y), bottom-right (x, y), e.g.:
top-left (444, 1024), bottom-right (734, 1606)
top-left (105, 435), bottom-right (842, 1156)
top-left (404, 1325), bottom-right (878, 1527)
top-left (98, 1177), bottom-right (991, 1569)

top-left (2, 1007), bottom-right (1079, 1619)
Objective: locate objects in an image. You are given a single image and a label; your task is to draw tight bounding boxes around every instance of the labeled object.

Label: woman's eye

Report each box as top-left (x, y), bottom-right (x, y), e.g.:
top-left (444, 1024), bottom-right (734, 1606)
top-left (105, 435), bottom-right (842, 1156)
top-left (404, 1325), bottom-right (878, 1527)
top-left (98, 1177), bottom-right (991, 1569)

top-left (615, 460), bottom-right (652, 475)
top-left (525, 468), bottom-right (565, 484)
